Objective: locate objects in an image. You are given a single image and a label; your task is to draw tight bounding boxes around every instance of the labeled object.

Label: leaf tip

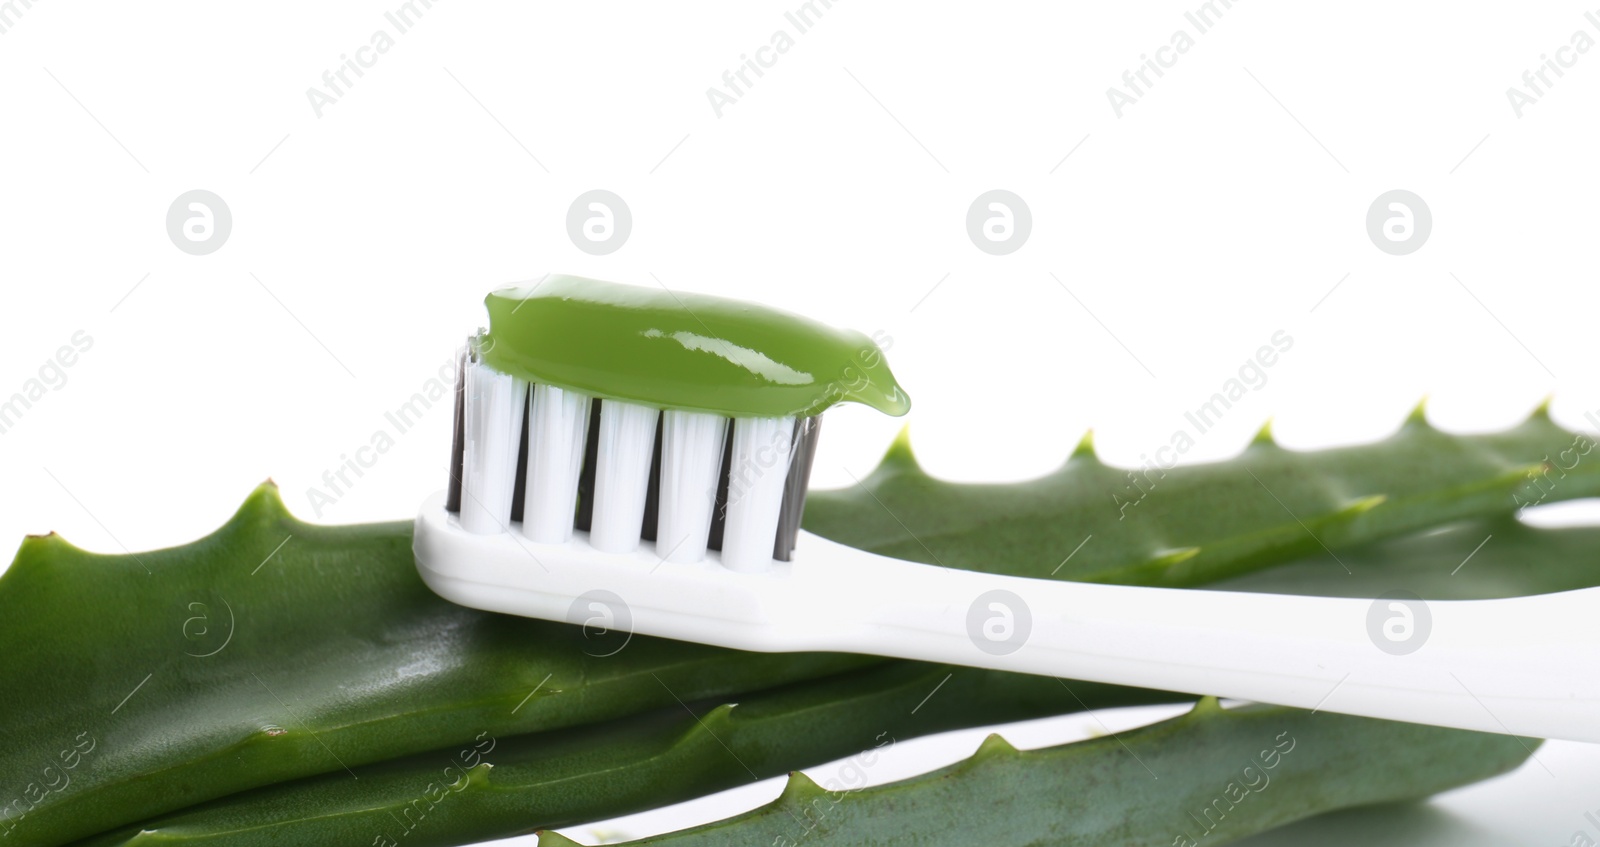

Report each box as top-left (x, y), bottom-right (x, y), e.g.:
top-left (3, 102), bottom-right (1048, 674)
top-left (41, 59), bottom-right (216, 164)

top-left (1070, 429), bottom-right (1098, 462)
top-left (10, 531), bottom-right (76, 569)
top-left (534, 831), bottom-right (585, 847)
top-left (974, 732), bottom-right (1020, 760)
top-left (780, 770), bottom-right (826, 801)
top-left (231, 480), bottom-right (296, 527)
top-left (1249, 418), bottom-right (1276, 447)
top-left (1530, 394), bottom-right (1556, 421)
top-left (880, 424), bottom-right (919, 471)
top-left (22, 529), bottom-right (64, 545)
top-left (1404, 396), bottom-right (1431, 428)
top-left (700, 702), bottom-right (739, 732)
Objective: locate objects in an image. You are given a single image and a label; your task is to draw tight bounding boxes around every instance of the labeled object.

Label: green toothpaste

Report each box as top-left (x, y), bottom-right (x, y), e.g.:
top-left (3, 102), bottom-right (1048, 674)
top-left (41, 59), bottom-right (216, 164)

top-left (480, 275), bottom-right (910, 419)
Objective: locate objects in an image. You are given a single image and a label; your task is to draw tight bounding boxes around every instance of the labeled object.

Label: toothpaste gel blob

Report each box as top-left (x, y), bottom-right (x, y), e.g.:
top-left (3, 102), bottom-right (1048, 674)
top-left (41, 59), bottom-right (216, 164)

top-left (479, 275), bottom-right (910, 419)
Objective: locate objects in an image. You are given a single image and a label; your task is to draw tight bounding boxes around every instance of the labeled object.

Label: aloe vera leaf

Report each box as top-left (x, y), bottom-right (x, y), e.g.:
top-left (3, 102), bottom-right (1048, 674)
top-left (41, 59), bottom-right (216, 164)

top-left (549, 698), bottom-right (1536, 847)
top-left (0, 485), bottom-right (868, 847)
top-left (1220, 514), bottom-right (1600, 599)
top-left (10, 411), bottom-right (1587, 845)
top-left (804, 406), bottom-right (1596, 587)
top-left (68, 664), bottom-right (1187, 847)
top-left (56, 513), bottom-right (1588, 846)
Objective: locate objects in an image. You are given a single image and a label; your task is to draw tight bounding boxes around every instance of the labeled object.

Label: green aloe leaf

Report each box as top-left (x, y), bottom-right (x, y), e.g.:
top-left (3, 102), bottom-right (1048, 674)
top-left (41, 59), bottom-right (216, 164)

top-left (0, 486), bottom-right (864, 847)
top-left (1219, 513), bottom-right (1600, 599)
top-left (4, 408), bottom-right (1589, 845)
top-left (808, 406), bottom-right (1596, 585)
top-left (74, 511), bottom-right (1575, 846)
top-left (69, 666), bottom-right (1184, 847)
top-left (547, 698), bottom-right (1534, 847)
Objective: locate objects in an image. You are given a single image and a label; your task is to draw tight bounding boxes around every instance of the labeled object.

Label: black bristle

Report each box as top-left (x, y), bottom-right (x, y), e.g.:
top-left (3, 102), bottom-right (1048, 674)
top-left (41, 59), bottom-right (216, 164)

top-left (773, 416), bottom-right (822, 561)
top-left (639, 411), bottom-right (665, 542)
top-left (508, 387), bottom-right (532, 523)
top-left (705, 422), bottom-right (737, 552)
top-left (574, 398), bottom-right (603, 532)
top-left (444, 347), bottom-right (467, 514)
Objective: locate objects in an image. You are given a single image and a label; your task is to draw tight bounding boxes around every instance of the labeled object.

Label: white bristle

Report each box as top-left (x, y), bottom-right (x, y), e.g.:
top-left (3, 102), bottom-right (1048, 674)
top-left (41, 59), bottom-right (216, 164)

top-left (590, 400), bottom-right (660, 553)
top-left (720, 416), bottom-right (795, 572)
top-left (656, 410), bottom-right (729, 563)
top-left (520, 384), bottom-right (592, 544)
top-left (459, 359), bottom-right (528, 535)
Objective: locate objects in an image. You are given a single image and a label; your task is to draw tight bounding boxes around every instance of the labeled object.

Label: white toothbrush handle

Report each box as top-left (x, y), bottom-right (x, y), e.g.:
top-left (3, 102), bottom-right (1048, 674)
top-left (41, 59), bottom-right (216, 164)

top-left (792, 532), bottom-right (1600, 743)
top-left (413, 498), bottom-right (1600, 743)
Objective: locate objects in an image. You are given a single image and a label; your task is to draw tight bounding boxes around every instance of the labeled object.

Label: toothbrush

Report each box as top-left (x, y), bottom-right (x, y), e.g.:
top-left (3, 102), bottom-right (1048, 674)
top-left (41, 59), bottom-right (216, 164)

top-left (416, 275), bottom-right (1600, 743)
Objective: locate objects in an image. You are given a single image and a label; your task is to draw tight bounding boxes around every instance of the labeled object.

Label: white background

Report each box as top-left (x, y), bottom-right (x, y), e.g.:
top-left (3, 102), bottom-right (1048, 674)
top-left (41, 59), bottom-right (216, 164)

top-left (3, 0), bottom-right (1599, 843)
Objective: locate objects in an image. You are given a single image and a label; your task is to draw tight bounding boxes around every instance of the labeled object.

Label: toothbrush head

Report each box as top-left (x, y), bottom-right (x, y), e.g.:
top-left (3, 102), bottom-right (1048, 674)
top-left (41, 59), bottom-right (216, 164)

top-left (432, 274), bottom-right (909, 577)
